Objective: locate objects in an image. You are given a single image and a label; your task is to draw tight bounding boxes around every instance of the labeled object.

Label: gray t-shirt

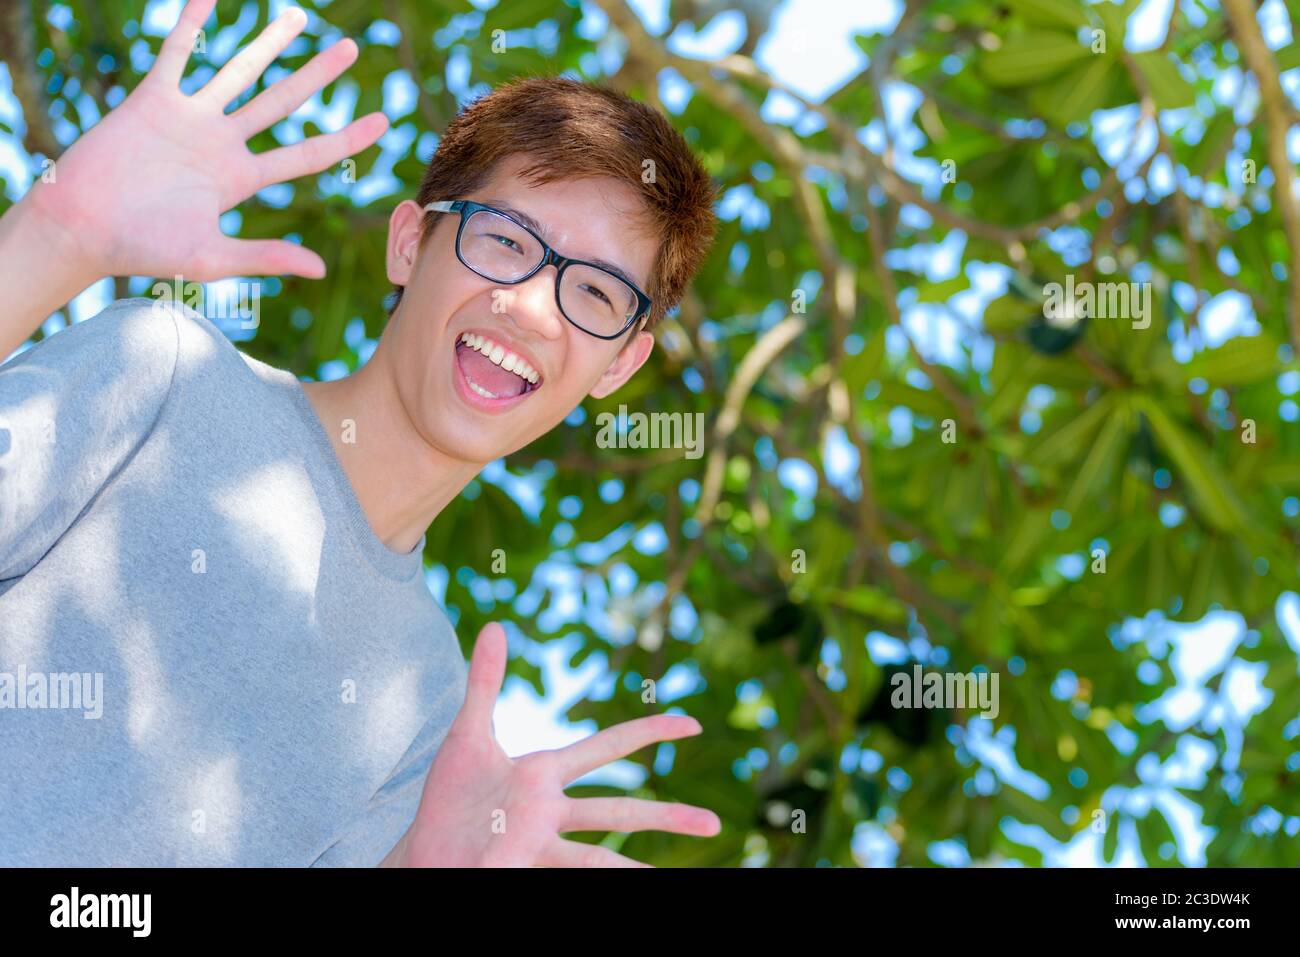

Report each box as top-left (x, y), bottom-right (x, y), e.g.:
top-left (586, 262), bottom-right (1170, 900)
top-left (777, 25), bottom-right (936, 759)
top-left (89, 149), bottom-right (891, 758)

top-left (0, 297), bottom-right (466, 866)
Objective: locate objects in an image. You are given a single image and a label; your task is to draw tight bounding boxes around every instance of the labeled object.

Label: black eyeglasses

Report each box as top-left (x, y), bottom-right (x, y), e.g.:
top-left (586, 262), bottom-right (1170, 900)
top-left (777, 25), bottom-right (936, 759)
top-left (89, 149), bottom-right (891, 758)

top-left (424, 199), bottom-right (652, 340)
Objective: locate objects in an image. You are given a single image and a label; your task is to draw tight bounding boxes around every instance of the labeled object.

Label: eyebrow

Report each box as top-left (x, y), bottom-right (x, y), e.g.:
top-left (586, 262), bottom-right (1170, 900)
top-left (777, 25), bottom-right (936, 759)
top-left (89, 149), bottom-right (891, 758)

top-left (481, 198), bottom-right (644, 292)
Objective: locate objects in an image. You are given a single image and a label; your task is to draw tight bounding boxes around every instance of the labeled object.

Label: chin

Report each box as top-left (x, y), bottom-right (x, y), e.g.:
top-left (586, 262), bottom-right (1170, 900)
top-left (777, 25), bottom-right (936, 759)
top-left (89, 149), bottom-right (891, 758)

top-left (426, 417), bottom-right (528, 465)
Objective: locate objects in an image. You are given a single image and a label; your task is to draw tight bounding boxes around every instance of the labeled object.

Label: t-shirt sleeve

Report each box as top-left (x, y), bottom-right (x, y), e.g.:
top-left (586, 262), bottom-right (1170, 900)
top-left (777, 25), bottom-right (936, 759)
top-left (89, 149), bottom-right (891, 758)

top-left (0, 297), bottom-right (180, 580)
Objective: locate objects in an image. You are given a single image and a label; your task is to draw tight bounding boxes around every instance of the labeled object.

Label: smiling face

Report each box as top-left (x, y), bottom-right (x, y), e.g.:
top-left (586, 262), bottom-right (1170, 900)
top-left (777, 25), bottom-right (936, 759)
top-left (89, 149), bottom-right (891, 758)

top-left (380, 153), bottom-right (659, 464)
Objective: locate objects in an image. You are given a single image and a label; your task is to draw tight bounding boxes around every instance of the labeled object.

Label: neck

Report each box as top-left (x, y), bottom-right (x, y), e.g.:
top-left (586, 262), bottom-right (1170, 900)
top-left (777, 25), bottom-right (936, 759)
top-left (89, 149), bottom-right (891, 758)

top-left (300, 334), bottom-right (481, 555)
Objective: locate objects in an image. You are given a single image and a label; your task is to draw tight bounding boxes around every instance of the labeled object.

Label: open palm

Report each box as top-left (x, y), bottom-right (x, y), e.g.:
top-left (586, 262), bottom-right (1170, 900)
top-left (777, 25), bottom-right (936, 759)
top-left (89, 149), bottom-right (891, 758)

top-left (395, 622), bottom-right (721, 867)
top-left (31, 0), bottom-right (385, 283)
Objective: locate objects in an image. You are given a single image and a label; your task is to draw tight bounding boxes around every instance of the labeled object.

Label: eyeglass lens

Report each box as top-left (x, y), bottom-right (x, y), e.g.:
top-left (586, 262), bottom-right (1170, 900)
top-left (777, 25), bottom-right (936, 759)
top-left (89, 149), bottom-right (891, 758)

top-left (459, 208), bottom-right (638, 336)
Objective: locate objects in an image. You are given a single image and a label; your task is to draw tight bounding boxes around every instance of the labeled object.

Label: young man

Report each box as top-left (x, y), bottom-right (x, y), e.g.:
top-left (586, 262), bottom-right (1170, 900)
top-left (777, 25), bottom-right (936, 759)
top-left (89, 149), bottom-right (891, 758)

top-left (0, 1), bottom-right (720, 867)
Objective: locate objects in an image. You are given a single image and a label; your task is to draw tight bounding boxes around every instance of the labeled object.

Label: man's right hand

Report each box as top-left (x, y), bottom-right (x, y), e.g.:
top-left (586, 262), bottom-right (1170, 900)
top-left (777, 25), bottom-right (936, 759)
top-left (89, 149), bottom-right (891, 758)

top-left (28, 0), bottom-right (386, 285)
top-left (1, 0), bottom-right (386, 361)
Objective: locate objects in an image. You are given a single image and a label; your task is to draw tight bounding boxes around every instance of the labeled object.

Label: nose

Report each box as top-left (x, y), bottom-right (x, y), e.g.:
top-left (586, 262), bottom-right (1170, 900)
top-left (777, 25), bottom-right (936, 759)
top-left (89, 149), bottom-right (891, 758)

top-left (498, 266), bottom-right (565, 340)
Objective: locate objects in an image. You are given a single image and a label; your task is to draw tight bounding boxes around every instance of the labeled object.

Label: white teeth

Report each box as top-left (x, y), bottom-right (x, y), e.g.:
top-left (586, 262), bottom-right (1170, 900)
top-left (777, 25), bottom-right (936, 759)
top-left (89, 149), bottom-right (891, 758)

top-left (466, 378), bottom-right (500, 399)
top-left (457, 332), bottom-right (541, 388)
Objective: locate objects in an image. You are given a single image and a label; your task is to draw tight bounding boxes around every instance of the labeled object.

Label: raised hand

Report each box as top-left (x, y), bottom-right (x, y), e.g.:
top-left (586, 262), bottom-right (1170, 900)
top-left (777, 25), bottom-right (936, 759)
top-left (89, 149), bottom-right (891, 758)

top-left (388, 622), bottom-right (721, 867)
top-left (28, 0), bottom-right (386, 284)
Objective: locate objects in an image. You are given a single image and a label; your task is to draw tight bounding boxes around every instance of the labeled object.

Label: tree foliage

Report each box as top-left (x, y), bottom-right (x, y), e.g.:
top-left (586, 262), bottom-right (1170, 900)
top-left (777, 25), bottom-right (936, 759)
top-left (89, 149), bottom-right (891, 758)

top-left (4, 0), bottom-right (1298, 866)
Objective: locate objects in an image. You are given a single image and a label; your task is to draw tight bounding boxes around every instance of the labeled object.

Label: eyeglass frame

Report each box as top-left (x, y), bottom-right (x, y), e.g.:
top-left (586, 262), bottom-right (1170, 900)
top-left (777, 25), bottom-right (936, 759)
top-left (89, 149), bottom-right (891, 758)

top-left (423, 199), bottom-right (653, 341)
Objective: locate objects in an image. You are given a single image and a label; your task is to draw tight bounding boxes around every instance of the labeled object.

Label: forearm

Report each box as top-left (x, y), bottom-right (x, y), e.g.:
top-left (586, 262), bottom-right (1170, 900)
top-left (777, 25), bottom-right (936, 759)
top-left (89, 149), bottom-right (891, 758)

top-left (0, 183), bottom-right (103, 362)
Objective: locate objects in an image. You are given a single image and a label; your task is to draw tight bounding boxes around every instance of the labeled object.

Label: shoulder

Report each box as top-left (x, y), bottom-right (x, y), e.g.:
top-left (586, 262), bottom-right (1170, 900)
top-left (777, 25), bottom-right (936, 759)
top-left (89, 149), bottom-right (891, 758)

top-left (0, 298), bottom-right (193, 576)
top-left (94, 294), bottom-right (231, 360)
top-left (2, 294), bottom-right (268, 420)
top-left (96, 294), bottom-right (265, 388)
top-left (16, 296), bottom-right (179, 365)
top-left (1, 297), bottom-right (187, 401)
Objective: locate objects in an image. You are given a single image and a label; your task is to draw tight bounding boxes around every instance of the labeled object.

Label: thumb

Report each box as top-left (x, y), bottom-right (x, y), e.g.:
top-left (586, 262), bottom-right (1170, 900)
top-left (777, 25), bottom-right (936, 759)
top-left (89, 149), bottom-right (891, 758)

top-left (457, 622), bottom-right (507, 737)
top-left (205, 236), bottom-right (327, 281)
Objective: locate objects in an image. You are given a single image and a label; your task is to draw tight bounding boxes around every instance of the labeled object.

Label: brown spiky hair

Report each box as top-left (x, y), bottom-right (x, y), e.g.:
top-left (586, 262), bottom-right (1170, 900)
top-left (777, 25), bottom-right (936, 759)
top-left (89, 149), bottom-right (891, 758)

top-left (387, 76), bottom-right (719, 335)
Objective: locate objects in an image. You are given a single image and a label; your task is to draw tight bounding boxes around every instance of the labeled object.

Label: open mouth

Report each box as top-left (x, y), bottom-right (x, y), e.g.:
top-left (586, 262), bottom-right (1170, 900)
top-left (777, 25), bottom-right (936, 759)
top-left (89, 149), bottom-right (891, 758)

top-left (453, 332), bottom-right (543, 407)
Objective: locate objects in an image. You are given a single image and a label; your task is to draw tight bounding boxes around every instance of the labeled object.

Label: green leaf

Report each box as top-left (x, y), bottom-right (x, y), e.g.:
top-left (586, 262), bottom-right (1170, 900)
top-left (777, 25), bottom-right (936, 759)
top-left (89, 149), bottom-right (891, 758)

top-left (820, 586), bottom-right (909, 624)
top-left (441, 0), bottom-right (478, 11)
top-left (845, 327), bottom-right (886, 395)
top-left (1276, 43), bottom-right (1300, 73)
top-left (1145, 531), bottom-right (1169, 612)
top-left (1135, 396), bottom-right (1249, 532)
top-left (1180, 537), bottom-right (1218, 620)
top-left (852, 33), bottom-right (876, 58)
top-left (1001, 784), bottom-right (1075, 841)
top-left (987, 362), bottom-right (1035, 424)
top-left (942, 460), bottom-right (986, 536)
top-left (1037, 51), bottom-right (1115, 124)
top-left (1183, 332), bottom-right (1281, 387)
top-left (916, 275), bottom-right (969, 303)
top-left (480, 0), bottom-right (561, 30)
top-left (1188, 110), bottom-right (1236, 176)
top-left (1259, 460), bottom-right (1300, 487)
top-left (1103, 810), bottom-right (1121, 862)
top-left (1028, 392), bottom-right (1117, 468)
top-left (875, 380), bottom-right (953, 420)
top-left (1001, 507), bottom-right (1054, 574)
top-left (1132, 51), bottom-right (1196, 109)
top-left (983, 293), bottom-right (1035, 334)
top-left (1064, 400), bottom-right (1129, 511)
top-left (1137, 808), bottom-right (1178, 865)
top-left (980, 32), bottom-right (1092, 87)
top-left (1001, 0), bottom-right (1090, 30)
top-left (1092, 2), bottom-right (1129, 48)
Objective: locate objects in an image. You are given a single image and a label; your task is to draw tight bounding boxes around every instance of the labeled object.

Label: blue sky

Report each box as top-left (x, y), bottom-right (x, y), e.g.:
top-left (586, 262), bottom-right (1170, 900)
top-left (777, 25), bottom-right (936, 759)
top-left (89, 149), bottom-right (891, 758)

top-left (3, 0), bottom-right (1298, 865)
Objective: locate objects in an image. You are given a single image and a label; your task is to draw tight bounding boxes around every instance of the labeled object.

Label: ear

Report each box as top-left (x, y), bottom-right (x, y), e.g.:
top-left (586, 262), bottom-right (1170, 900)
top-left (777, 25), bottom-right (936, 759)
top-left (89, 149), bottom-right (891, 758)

top-left (589, 330), bottom-right (654, 400)
top-left (386, 199), bottom-right (430, 286)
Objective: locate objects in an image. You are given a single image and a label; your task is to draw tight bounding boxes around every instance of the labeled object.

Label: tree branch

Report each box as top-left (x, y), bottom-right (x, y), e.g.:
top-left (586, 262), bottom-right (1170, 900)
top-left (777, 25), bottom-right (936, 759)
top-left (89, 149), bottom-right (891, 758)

top-left (0, 0), bottom-right (61, 159)
top-left (1221, 0), bottom-right (1300, 349)
top-left (694, 314), bottom-right (806, 524)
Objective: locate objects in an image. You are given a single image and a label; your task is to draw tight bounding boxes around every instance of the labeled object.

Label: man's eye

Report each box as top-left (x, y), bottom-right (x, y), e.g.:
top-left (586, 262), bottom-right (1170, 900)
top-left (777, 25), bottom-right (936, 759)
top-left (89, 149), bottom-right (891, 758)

top-left (489, 234), bottom-right (523, 252)
top-left (582, 284), bottom-right (613, 306)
